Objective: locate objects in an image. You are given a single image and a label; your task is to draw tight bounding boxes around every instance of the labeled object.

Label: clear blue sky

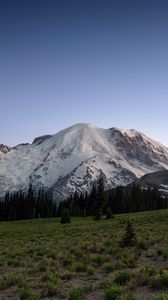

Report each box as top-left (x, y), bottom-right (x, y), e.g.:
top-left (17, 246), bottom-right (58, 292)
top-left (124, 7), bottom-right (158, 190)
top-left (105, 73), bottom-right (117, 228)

top-left (0, 0), bottom-right (168, 146)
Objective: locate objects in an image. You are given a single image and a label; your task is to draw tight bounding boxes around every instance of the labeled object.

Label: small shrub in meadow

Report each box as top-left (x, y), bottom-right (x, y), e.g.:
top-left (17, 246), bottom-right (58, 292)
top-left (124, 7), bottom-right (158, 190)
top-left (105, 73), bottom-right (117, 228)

top-left (18, 287), bottom-right (40, 300)
top-left (103, 262), bottom-right (114, 273)
top-left (140, 265), bottom-right (156, 276)
top-left (68, 287), bottom-right (82, 300)
top-left (73, 262), bottom-right (87, 272)
top-left (137, 239), bottom-right (148, 250)
top-left (86, 265), bottom-right (95, 276)
top-left (114, 271), bottom-right (132, 285)
top-left (47, 282), bottom-right (59, 297)
top-left (150, 270), bottom-right (168, 289)
top-left (1, 272), bottom-right (27, 289)
top-left (68, 285), bottom-right (92, 300)
top-left (104, 284), bottom-right (123, 300)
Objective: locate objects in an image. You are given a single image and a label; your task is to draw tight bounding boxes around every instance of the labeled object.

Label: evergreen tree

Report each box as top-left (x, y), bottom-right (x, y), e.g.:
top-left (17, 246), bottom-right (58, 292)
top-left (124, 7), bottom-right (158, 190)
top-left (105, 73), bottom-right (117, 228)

top-left (121, 220), bottom-right (137, 247)
top-left (60, 208), bottom-right (71, 224)
top-left (94, 175), bottom-right (106, 220)
top-left (106, 206), bottom-right (113, 219)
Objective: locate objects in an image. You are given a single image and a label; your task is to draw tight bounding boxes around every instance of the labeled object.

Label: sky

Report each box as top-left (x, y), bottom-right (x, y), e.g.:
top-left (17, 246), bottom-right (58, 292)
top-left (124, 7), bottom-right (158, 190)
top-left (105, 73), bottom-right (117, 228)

top-left (0, 0), bottom-right (168, 146)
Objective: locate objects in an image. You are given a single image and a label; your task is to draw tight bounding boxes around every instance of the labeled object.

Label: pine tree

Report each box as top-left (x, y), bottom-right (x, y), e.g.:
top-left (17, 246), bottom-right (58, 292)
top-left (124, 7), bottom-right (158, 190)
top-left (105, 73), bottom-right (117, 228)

top-left (121, 220), bottom-right (137, 247)
top-left (106, 206), bottom-right (113, 219)
top-left (94, 175), bottom-right (107, 220)
top-left (60, 208), bottom-right (71, 224)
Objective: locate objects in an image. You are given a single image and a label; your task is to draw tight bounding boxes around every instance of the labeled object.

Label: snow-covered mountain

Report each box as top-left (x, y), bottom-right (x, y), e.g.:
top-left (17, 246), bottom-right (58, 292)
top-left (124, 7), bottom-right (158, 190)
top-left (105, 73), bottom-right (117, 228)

top-left (0, 123), bottom-right (168, 200)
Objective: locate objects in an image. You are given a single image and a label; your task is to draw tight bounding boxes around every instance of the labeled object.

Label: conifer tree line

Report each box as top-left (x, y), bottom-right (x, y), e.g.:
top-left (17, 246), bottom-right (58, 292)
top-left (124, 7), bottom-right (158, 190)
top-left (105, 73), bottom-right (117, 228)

top-left (0, 184), bottom-right (57, 221)
top-left (0, 178), bottom-right (168, 221)
top-left (57, 181), bottom-right (168, 217)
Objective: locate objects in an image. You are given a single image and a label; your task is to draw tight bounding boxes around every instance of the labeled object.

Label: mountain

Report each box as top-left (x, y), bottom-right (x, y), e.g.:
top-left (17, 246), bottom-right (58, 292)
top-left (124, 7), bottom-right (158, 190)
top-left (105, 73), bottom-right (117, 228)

top-left (0, 144), bottom-right (11, 154)
top-left (0, 123), bottom-right (168, 200)
top-left (136, 170), bottom-right (168, 195)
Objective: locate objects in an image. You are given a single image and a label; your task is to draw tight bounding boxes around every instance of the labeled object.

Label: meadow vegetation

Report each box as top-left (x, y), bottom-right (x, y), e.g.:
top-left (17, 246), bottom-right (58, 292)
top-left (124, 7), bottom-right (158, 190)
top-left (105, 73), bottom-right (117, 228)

top-left (0, 209), bottom-right (168, 299)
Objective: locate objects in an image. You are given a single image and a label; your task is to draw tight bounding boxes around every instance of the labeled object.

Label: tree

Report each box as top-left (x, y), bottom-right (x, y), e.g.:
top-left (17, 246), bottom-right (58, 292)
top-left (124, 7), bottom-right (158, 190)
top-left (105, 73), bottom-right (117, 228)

top-left (121, 220), bottom-right (137, 247)
top-left (94, 175), bottom-right (107, 220)
top-left (106, 206), bottom-right (113, 219)
top-left (60, 208), bottom-right (71, 224)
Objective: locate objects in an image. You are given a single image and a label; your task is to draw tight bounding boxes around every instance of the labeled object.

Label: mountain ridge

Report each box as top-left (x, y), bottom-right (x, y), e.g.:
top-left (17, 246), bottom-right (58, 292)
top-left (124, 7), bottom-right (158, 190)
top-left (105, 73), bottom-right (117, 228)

top-left (0, 123), bottom-right (168, 200)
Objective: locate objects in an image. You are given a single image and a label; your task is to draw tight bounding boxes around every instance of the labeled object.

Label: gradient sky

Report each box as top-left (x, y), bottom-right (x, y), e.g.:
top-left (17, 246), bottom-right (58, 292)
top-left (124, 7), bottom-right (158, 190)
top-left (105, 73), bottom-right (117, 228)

top-left (0, 0), bottom-right (168, 146)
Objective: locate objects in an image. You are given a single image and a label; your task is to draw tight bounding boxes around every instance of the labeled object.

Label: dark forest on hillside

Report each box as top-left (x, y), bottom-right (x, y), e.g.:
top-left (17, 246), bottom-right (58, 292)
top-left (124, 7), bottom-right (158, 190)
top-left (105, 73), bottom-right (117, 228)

top-left (0, 177), bottom-right (167, 221)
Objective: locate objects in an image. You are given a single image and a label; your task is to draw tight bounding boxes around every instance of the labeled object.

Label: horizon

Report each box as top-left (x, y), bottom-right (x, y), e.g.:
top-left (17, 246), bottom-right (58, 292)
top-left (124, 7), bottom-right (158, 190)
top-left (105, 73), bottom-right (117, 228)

top-left (1, 0), bottom-right (168, 146)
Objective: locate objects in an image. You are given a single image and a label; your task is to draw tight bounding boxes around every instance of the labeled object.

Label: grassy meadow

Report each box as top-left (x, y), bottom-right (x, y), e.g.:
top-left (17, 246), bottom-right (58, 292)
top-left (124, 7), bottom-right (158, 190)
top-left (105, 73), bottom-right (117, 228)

top-left (1, 210), bottom-right (168, 299)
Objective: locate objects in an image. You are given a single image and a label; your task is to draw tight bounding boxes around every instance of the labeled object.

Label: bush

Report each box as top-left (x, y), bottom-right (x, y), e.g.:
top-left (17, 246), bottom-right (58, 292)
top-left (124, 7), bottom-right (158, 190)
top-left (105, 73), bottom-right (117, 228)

top-left (68, 285), bottom-right (92, 300)
top-left (68, 287), bottom-right (82, 300)
top-left (150, 270), bottom-right (168, 289)
top-left (60, 209), bottom-right (71, 224)
top-left (137, 239), bottom-right (148, 250)
top-left (140, 266), bottom-right (156, 276)
top-left (105, 285), bottom-right (123, 300)
top-left (86, 265), bottom-right (95, 276)
top-left (103, 263), bottom-right (114, 273)
top-left (114, 271), bottom-right (132, 285)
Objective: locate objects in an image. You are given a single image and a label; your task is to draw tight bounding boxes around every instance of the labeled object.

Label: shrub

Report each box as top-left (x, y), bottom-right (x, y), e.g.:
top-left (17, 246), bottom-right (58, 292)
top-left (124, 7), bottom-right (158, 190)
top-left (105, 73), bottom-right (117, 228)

top-left (150, 270), bottom-right (168, 289)
top-left (86, 265), bottom-right (95, 276)
top-left (73, 262), bottom-right (87, 272)
top-left (103, 263), bottom-right (114, 273)
top-left (140, 266), bottom-right (156, 276)
top-left (114, 271), bottom-right (132, 285)
top-left (18, 287), bottom-right (40, 300)
top-left (1, 272), bottom-right (27, 289)
top-left (68, 287), bottom-right (82, 300)
top-left (105, 284), bottom-right (123, 300)
top-left (137, 239), bottom-right (148, 250)
top-left (95, 255), bottom-right (109, 266)
top-left (68, 285), bottom-right (92, 300)
top-left (47, 282), bottom-right (58, 297)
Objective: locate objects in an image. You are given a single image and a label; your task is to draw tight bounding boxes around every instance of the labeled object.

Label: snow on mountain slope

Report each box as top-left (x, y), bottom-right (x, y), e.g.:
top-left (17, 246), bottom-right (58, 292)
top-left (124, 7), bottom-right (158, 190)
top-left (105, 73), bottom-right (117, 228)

top-left (0, 123), bottom-right (168, 200)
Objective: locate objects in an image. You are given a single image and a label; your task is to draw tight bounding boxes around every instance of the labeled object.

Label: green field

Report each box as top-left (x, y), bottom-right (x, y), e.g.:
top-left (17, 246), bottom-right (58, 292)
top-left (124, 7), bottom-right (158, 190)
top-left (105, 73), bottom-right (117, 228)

top-left (1, 210), bottom-right (168, 299)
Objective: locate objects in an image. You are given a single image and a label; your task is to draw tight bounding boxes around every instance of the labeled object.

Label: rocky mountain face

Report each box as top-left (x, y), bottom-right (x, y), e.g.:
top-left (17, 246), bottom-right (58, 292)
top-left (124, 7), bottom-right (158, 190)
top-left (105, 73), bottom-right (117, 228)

top-left (0, 144), bottom-right (11, 154)
top-left (136, 170), bottom-right (168, 195)
top-left (0, 123), bottom-right (168, 200)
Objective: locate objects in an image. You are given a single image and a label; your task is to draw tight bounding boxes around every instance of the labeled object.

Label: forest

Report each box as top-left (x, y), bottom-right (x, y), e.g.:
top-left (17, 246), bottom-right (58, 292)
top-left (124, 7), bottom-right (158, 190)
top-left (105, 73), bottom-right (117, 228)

top-left (0, 177), bottom-right (167, 221)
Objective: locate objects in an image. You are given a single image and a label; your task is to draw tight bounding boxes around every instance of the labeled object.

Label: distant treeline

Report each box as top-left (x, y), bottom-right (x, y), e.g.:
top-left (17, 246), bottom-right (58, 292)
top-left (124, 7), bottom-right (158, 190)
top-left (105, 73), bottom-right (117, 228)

top-left (0, 184), bottom-right (57, 221)
top-left (57, 180), bottom-right (168, 217)
top-left (0, 178), bottom-right (168, 221)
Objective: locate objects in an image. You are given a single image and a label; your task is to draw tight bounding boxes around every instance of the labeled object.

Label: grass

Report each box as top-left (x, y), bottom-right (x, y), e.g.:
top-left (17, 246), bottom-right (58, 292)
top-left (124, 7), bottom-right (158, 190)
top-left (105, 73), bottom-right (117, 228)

top-left (1, 209), bottom-right (168, 298)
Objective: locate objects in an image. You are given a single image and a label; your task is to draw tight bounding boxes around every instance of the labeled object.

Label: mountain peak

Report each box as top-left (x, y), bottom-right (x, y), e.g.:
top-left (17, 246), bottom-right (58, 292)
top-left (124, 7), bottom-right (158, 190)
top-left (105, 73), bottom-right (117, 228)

top-left (0, 144), bottom-right (11, 154)
top-left (0, 123), bottom-right (168, 200)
